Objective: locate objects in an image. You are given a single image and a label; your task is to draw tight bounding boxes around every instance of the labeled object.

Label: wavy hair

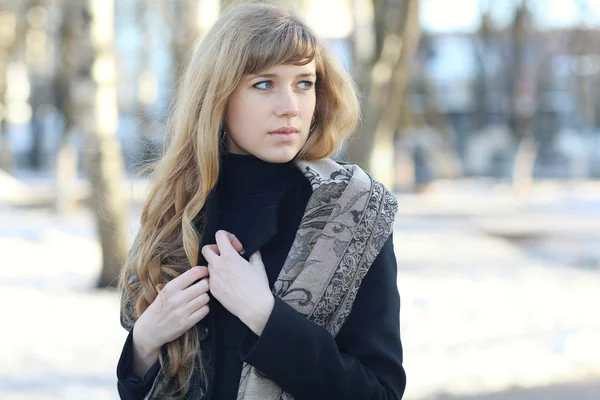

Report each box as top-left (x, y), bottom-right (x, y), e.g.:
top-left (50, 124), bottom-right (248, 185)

top-left (118, 2), bottom-right (359, 397)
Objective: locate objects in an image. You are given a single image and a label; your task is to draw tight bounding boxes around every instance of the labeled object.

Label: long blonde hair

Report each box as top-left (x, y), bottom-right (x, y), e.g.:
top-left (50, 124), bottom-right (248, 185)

top-left (119, 2), bottom-right (359, 397)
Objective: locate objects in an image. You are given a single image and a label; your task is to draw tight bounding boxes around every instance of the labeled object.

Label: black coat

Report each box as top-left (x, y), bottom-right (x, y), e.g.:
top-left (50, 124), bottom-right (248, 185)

top-left (116, 167), bottom-right (406, 400)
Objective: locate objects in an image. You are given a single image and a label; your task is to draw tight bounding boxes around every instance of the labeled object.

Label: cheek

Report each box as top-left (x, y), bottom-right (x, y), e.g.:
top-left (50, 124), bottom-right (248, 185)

top-left (225, 96), bottom-right (269, 146)
top-left (304, 95), bottom-right (317, 115)
top-left (229, 94), bottom-right (270, 125)
top-left (227, 97), bottom-right (246, 126)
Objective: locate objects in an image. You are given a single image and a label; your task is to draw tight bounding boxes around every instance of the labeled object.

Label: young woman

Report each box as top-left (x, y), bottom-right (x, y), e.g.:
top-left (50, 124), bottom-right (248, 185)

top-left (117, 3), bottom-right (406, 399)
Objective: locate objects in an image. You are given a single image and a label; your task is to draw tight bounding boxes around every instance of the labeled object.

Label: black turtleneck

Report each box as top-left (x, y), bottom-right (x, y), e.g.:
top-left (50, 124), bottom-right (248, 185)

top-left (212, 152), bottom-right (301, 400)
top-left (215, 153), bottom-right (298, 247)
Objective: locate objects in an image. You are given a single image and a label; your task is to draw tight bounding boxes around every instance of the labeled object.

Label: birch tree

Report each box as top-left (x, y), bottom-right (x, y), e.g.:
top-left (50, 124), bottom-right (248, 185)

top-left (55, 0), bottom-right (80, 214)
top-left (79, 0), bottom-right (129, 288)
top-left (347, 0), bottom-right (421, 188)
top-left (508, 0), bottom-right (537, 193)
top-left (0, 0), bottom-right (24, 172)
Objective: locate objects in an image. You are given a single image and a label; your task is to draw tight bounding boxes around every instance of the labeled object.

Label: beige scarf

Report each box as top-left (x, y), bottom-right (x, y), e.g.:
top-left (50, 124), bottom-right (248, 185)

top-left (237, 159), bottom-right (397, 400)
top-left (122, 159), bottom-right (398, 400)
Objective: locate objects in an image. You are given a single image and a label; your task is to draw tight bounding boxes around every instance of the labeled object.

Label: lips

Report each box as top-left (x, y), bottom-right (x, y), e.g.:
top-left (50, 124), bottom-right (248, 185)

top-left (268, 128), bottom-right (298, 142)
top-left (268, 126), bottom-right (299, 134)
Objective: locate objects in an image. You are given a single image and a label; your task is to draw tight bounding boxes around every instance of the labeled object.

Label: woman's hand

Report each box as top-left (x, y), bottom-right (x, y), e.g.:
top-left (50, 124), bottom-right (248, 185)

top-left (202, 230), bottom-right (274, 335)
top-left (132, 265), bottom-right (211, 376)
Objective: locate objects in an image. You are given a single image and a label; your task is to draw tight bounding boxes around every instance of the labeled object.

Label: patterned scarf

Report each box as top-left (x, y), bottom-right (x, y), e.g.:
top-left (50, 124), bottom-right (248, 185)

top-left (237, 159), bottom-right (397, 400)
top-left (122, 158), bottom-right (397, 400)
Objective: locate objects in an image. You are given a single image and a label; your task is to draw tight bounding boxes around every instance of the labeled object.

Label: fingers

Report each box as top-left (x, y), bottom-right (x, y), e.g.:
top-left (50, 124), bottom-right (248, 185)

top-left (168, 266), bottom-right (208, 291)
top-left (201, 231), bottom-right (245, 262)
top-left (188, 305), bottom-right (210, 324)
top-left (181, 277), bottom-right (210, 303)
top-left (204, 244), bottom-right (223, 255)
top-left (201, 244), bottom-right (220, 265)
top-left (227, 232), bottom-right (245, 254)
top-left (215, 230), bottom-right (242, 256)
top-left (186, 293), bottom-right (210, 315)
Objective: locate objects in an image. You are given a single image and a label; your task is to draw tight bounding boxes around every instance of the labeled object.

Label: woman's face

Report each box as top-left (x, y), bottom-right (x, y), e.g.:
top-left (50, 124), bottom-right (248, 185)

top-left (224, 60), bottom-right (317, 163)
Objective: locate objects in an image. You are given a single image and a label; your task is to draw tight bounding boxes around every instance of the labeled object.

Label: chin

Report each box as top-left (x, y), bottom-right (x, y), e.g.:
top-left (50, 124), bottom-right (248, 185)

top-left (256, 148), bottom-right (299, 164)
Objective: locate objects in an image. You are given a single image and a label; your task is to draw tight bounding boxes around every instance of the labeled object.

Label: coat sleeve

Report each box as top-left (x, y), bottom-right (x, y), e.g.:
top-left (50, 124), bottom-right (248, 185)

top-left (116, 269), bottom-right (161, 400)
top-left (238, 234), bottom-right (406, 400)
top-left (116, 329), bottom-right (161, 399)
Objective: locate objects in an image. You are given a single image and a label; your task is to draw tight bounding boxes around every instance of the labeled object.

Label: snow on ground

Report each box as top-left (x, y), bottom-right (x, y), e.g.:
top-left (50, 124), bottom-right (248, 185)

top-left (1, 180), bottom-right (599, 399)
top-left (396, 230), bottom-right (600, 398)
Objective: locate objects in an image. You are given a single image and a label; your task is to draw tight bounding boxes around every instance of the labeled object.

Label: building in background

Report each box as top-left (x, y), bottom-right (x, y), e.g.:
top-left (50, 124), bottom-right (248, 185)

top-left (409, 26), bottom-right (600, 179)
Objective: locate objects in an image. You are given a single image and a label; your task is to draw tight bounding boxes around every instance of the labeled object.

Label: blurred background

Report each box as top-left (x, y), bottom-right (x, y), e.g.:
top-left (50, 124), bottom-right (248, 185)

top-left (0, 0), bottom-right (599, 399)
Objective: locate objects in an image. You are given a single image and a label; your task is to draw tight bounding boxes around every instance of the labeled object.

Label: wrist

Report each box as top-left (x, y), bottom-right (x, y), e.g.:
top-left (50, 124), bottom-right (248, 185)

top-left (245, 293), bottom-right (275, 336)
top-left (133, 320), bottom-right (160, 357)
top-left (131, 322), bottom-right (161, 378)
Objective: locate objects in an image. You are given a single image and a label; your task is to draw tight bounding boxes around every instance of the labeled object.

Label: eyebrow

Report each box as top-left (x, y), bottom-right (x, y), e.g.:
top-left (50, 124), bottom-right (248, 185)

top-left (249, 72), bottom-right (317, 79)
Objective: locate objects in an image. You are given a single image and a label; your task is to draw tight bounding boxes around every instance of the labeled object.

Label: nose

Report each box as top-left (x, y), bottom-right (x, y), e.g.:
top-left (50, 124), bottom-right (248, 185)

top-left (275, 89), bottom-right (299, 118)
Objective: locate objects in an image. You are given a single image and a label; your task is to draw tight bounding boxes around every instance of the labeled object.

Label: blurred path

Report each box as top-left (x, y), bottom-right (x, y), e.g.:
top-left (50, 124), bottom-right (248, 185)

top-left (437, 379), bottom-right (600, 400)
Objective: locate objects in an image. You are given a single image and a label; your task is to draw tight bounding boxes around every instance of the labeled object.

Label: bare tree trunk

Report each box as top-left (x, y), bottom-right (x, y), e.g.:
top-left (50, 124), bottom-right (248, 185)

top-left (370, 0), bottom-right (421, 187)
top-left (512, 137), bottom-right (537, 193)
top-left (509, 1), bottom-right (537, 193)
top-left (55, 1), bottom-right (80, 214)
top-left (135, 1), bottom-right (158, 167)
top-left (173, 0), bottom-right (220, 66)
top-left (0, 58), bottom-right (9, 168)
top-left (0, 1), bottom-right (21, 172)
top-left (347, 0), bottom-right (421, 188)
top-left (346, 0), bottom-right (394, 169)
top-left (573, 1), bottom-right (595, 178)
top-left (421, 70), bottom-right (462, 180)
top-left (473, 3), bottom-right (493, 131)
top-left (0, 114), bottom-right (11, 172)
top-left (26, 1), bottom-right (49, 171)
top-left (166, 0), bottom-right (201, 78)
top-left (79, 0), bottom-right (129, 288)
top-left (350, 0), bottom-right (376, 95)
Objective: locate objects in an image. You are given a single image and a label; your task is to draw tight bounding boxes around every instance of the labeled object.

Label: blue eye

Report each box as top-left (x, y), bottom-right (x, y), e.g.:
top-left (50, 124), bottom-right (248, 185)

top-left (298, 81), bottom-right (315, 90)
top-left (253, 81), bottom-right (273, 90)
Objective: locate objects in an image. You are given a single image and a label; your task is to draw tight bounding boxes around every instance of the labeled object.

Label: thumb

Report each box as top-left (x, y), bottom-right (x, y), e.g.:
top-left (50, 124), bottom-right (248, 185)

top-left (249, 250), bottom-right (263, 267)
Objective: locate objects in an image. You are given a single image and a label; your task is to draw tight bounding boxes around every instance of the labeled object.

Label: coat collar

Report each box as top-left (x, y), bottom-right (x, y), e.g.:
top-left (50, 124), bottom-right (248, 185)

top-left (195, 172), bottom-right (303, 265)
top-left (195, 158), bottom-right (355, 265)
